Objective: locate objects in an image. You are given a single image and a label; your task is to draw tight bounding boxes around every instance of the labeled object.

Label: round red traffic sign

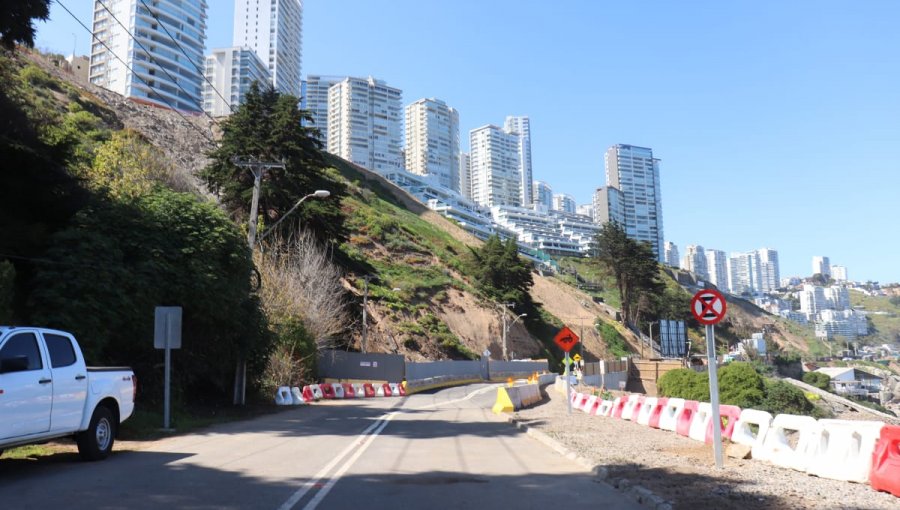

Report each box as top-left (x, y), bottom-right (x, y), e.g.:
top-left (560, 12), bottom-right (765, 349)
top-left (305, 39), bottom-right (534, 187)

top-left (691, 289), bottom-right (727, 325)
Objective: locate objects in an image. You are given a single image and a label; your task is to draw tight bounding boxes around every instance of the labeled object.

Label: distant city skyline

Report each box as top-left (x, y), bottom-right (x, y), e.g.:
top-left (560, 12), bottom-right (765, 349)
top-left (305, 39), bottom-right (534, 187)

top-left (36, 1), bottom-right (900, 282)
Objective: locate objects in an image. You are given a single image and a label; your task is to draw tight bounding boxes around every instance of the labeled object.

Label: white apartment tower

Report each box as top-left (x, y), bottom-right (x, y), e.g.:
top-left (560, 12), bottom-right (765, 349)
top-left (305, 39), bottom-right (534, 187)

top-left (552, 194), bottom-right (576, 214)
top-left (304, 75), bottom-right (343, 144)
top-left (599, 145), bottom-right (665, 261)
top-left (504, 116), bottom-right (534, 207)
top-left (233, 0), bottom-right (303, 98)
top-left (203, 47), bottom-right (270, 117)
top-left (758, 248), bottom-right (781, 293)
top-left (459, 152), bottom-right (472, 199)
top-left (576, 204), bottom-right (594, 220)
top-left (533, 181), bottom-right (553, 211)
top-left (663, 241), bottom-right (680, 268)
top-left (327, 77), bottom-right (403, 173)
top-left (705, 249), bottom-right (729, 290)
top-left (682, 245), bottom-right (709, 281)
top-left (404, 98), bottom-right (460, 191)
top-left (831, 265), bottom-right (848, 282)
top-left (812, 256), bottom-right (831, 277)
top-left (469, 125), bottom-right (521, 207)
top-left (89, 0), bottom-right (208, 112)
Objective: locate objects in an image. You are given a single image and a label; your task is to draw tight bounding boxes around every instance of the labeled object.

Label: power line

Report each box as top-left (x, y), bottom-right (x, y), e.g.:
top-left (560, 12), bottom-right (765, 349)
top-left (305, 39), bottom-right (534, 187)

top-left (56, 0), bottom-right (218, 147)
top-left (93, 0), bottom-right (221, 127)
top-left (136, 0), bottom-right (234, 114)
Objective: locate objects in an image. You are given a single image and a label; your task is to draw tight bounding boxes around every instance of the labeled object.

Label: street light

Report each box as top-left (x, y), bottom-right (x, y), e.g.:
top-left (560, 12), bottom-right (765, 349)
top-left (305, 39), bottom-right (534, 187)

top-left (255, 190), bottom-right (331, 246)
top-left (502, 311), bottom-right (527, 362)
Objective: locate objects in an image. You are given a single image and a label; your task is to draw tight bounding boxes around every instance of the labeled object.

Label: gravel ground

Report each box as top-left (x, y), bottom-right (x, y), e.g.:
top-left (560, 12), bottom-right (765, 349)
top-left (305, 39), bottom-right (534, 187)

top-left (512, 387), bottom-right (899, 510)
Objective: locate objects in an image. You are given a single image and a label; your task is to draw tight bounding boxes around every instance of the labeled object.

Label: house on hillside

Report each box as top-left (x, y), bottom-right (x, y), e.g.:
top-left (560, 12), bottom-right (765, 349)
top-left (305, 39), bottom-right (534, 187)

top-left (815, 367), bottom-right (883, 397)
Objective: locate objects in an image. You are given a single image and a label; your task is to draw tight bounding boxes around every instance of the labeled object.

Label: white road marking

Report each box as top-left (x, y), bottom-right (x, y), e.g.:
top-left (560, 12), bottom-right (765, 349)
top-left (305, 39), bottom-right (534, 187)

top-left (302, 413), bottom-right (396, 510)
top-left (415, 384), bottom-right (498, 410)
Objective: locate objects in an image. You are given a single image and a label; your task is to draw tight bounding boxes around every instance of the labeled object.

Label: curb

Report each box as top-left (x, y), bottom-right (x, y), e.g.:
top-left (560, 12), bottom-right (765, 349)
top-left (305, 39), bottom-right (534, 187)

top-left (501, 414), bottom-right (673, 510)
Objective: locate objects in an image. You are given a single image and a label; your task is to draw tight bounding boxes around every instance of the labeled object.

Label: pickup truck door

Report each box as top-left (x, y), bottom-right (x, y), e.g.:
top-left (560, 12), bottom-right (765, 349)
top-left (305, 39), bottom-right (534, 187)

top-left (0, 331), bottom-right (52, 440)
top-left (42, 332), bottom-right (88, 433)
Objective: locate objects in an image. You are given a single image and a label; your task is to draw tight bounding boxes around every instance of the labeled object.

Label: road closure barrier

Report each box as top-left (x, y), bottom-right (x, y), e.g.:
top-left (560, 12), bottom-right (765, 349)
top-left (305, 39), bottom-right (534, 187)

top-left (320, 383), bottom-right (336, 399)
top-left (636, 397), bottom-right (658, 426)
top-left (659, 398), bottom-right (684, 432)
top-left (870, 425), bottom-right (900, 497)
top-left (333, 384), bottom-right (345, 399)
top-left (597, 399), bottom-right (614, 417)
top-left (705, 404), bottom-right (741, 443)
top-left (755, 414), bottom-right (820, 472)
top-left (689, 403), bottom-right (713, 442)
top-left (571, 391), bottom-right (583, 406)
top-left (492, 383), bottom-right (542, 414)
top-left (275, 387), bottom-right (292, 405)
top-left (731, 409), bottom-right (773, 454)
top-left (309, 384), bottom-right (325, 400)
top-left (581, 395), bottom-right (598, 414)
top-left (648, 397), bottom-right (668, 429)
top-left (290, 387), bottom-right (305, 405)
top-left (676, 400), bottom-right (699, 437)
top-left (805, 419), bottom-right (884, 483)
top-left (352, 383), bottom-right (366, 397)
top-left (621, 395), bottom-right (644, 421)
top-left (389, 383), bottom-right (402, 396)
top-left (611, 396), bottom-right (627, 419)
top-left (342, 383), bottom-right (356, 398)
top-left (363, 383), bottom-right (376, 397)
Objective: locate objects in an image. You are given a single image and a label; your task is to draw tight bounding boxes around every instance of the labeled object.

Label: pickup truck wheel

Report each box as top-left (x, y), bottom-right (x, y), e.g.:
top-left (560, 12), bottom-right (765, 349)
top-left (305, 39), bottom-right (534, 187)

top-left (76, 406), bottom-right (115, 461)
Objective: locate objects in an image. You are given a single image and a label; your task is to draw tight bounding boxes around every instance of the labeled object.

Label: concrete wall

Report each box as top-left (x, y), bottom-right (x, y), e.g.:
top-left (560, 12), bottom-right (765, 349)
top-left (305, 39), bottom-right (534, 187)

top-left (406, 360), bottom-right (482, 380)
top-left (318, 350), bottom-right (405, 382)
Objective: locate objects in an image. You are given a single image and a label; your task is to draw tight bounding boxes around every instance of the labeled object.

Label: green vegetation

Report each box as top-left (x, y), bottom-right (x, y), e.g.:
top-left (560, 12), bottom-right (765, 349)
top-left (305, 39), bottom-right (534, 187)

top-left (556, 257), bottom-right (621, 309)
top-left (466, 235), bottom-right (533, 306)
top-left (658, 362), bottom-right (824, 417)
top-left (0, 0), bottom-right (50, 49)
top-left (596, 319), bottom-right (629, 358)
top-left (802, 371), bottom-right (832, 391)
top-left (593, 221), bottom-right (662, 326)
top-left (850, 292), bottom-right (900, 345)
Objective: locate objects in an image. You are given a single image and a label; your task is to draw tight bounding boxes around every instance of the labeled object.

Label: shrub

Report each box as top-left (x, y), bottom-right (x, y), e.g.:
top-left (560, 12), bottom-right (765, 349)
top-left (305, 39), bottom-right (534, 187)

top-left (718, 362), bottom-right (766, 409)
top-left (802, 371), bottom-right (832, 391)
top-left (596, 320), bottom-right (629, 358)
top-left (759, 380), bottom-right (819, 417)
top-left (658, 368), bottom-right (709, 402)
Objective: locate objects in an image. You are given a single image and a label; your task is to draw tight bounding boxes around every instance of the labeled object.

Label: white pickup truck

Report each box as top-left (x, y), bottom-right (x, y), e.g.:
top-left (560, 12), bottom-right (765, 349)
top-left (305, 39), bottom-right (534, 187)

top-left (0, 326), bottom-right (136, 460)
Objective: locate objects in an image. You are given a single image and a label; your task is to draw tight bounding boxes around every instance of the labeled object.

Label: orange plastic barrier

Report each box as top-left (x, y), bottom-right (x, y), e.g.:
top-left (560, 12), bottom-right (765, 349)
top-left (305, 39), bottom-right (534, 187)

top-left (320, 383), bottom-right (336, 399)
top-left (870, 425), bottom-right (900, 497)
top-left (611, 396), bottom-right (627, 419)
top-left (705, 404), bottom-right (742, 444)
top-left (341, 383), bottom-right (356, 398)
top-left (676, 400), bottom-right (699, 437)
top-left (648, 397), bottom-right (668, 429)
top-left (363, 383), bottom-right (376, 397)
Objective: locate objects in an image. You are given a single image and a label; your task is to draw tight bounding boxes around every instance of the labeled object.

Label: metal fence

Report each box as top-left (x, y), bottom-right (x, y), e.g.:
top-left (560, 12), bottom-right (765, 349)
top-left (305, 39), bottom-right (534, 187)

top-left (406, 360), bottom-right (483, 381)
top-left (317, 350), bottom-right (405, 382)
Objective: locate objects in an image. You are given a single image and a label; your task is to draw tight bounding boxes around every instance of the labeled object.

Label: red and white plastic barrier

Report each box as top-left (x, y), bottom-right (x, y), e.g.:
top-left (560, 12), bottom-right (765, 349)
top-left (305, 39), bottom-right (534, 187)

top-left (581, 395), bottom-right (598, 414)
top-left (621, 395), bottom-right (644, 421)
top-left (611, 396), bottom-right (627, 419)
top-left (320, 383), bottom-right (336, 399)
top-left (731, 408), bottom-right (773, 455)
top-left (333, 384), bottom-right (345, 399)
top-left (805, 419), bottom-right (884, 483)
top-left (871, 425), bottom-right (900, 497)
top-left (688, 402), bottom-right (713, 442)
top-left (705, 404), bottom-right (741, 443)
top-left (648, 397), bottom-right (668, 429)
top-left (755, 414), bottom-right (821, 472)
top-left (658, 398), bottom-right (684, 432)
top-left (342, 383), bottom-right (356, 398)
top-left (675, 400), bottom-right (699, 437)
top-left (596, 399), bottom-right (614, 417)
top-left (275, 387), bottom-right (292, 405)
top-left (636, 397), bottom-right (659, 426)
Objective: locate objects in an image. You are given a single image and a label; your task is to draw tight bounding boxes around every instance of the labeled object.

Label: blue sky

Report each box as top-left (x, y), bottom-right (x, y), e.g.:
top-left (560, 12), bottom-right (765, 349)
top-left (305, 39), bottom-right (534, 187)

top-left (37, 1), bottom-right (900, 283)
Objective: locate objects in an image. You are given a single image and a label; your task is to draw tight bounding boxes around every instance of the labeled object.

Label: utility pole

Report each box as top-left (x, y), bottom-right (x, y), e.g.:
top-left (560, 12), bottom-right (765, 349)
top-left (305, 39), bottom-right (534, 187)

top-left (230, 156), bottom-right (285, 406)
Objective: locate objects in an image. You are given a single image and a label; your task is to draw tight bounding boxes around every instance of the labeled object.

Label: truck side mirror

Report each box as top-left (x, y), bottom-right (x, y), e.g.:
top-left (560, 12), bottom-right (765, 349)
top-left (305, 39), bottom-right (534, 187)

top-left (0, 356), bottom-right (30, 373)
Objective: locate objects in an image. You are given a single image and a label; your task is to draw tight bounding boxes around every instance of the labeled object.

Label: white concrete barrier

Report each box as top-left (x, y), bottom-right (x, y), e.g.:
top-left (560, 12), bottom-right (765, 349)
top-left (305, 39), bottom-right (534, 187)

top-left (659, 398), bottom-right (685, 432)
top-left (731, 409), bottom-right (773, 455)
top-left (636, 397), bottom-right (658, 426)
top-left (290, 387), bottom-right (305, 405)
top-left (689, 402), bottom-right (713, 442)
top-left (310, 384), bottom-right (325, 400)
top-left (756, 414), bottom-right (821, 472)
top-left (275, 386), bottom-right (291, 405)
top-left (806, 419), bottom-right (885, 483)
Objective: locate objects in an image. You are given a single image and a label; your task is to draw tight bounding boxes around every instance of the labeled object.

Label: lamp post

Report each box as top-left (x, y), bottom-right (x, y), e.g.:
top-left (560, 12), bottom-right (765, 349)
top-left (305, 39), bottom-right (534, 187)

top-left (502, 311), bottom-right (527, 362)
top-left (255, 190), bottom-right (331, 246)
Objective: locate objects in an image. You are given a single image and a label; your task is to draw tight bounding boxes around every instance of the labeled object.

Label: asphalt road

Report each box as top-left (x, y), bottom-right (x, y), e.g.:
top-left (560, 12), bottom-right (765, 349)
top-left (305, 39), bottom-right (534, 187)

top-left (0, 384), bottom-right (640, 510)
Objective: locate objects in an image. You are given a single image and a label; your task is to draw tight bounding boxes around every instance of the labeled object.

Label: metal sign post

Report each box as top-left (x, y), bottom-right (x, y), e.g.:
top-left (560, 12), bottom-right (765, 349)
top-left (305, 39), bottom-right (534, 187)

top-left (565, 352), bottom-right (572, 415)
top-left (554, 326), bottom-right (580, 416)
top-left (690, 289), bottom-right (727, 469)
top-left (154, 306), bottom-right (182, 431)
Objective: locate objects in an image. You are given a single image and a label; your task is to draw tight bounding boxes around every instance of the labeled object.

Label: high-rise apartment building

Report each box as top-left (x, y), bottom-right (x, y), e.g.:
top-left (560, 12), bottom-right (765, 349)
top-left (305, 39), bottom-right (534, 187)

top-left (303, 75), bottom-right (343, 143)
top-left (800, 284), bottom-right (829, 315)
top-left (758, 248), bottom-right (781, 293)
top-left (503, 116), bottom-right (533, 207)
top-left (404, 98), bottom-right (460, 191)
top-left (831, 265), bottom-right (848, 282)
top-left (682, 245), bottom-right (709, 281)
top-left (576, 204), bottom-right (594, 220)
top-left (89, 0), bottom-right (208, 112)
top-left (327, 77), bottom-right (403, 173)
top-left (233, 0), bottom-right (303, 97)
top-left (706, 249), bottom-right (729, 290)
top-left (469, 125), bottom-right (521, 207)
top-left (203, 47), bottom-right (270, 117)
top-left (663, 241), bottom-right (680, 268)
top-left (728, 251), bottom-right (762, 295)
top-left (597, 145), bottom-right (665, 261)
top-left (812, 256), bottom-right (831, 277)
top-left (459, 152), bottom-right (472, 199)
top-left (593, 186), bottom-right (625, 226)
top-left (533, 181), bottom-right (553, 211)
top-left (552, 194), bottom-right (576, 214)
